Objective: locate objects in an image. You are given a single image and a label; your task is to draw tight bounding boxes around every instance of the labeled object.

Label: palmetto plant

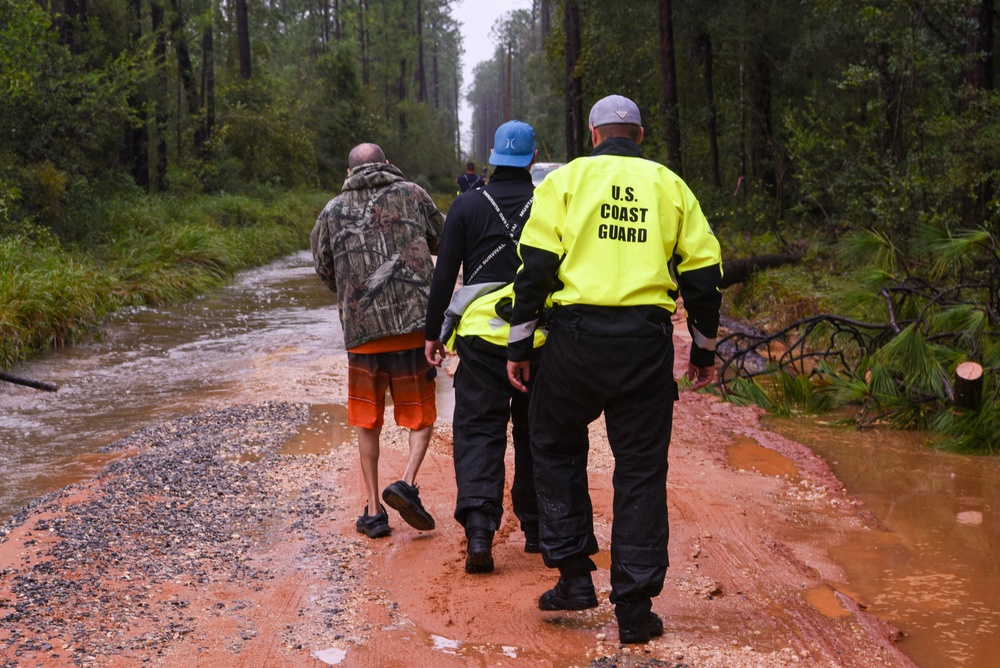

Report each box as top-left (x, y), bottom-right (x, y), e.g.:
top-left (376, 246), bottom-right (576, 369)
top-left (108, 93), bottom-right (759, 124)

top-left (719, 225), bottom-right (1000, 452)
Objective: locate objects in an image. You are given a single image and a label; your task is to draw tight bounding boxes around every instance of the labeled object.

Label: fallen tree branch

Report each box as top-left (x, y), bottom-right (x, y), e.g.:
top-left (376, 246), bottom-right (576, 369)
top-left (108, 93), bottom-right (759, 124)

top-left (719, 253), bottom-right (802, 289)
top-left (0, 371), bottom-right (59, 392)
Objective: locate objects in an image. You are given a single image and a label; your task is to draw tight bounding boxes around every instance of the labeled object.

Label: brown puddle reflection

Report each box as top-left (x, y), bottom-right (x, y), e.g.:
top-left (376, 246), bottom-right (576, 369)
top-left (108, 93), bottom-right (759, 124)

top-left (765, 414), bottom-right (1000, 668)
top-left (28, 451), bottom-right (126, 500)
top-left (802, 585), bottom-right (853, 619)
top-left (726, 435), bottom-right (800, 478)
top-left (280, 404), bottom-right (354, 456)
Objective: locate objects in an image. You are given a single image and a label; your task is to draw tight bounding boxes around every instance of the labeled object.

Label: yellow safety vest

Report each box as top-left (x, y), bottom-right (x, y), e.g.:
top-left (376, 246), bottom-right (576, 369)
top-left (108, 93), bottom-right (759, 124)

top-left (450, 283), bottom-right (547, 349)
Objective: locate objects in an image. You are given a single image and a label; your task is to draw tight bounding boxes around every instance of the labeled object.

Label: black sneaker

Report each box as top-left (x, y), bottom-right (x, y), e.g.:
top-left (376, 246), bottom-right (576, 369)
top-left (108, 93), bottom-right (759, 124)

top-left (382, 480), bottom-right (435, 531)
top-left (355, 506), bottom-right (391, 538)
top-left (618, 611), bottom-right (664, 644)
top-left (538, 575), bottom-right (599, 611)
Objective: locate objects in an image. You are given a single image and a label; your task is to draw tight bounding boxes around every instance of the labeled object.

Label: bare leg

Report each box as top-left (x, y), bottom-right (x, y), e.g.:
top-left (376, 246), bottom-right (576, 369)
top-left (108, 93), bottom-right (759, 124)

top-left (358, 425), bottom-right (383, 513)
top-left (401, 425), bottom-right (432, 486)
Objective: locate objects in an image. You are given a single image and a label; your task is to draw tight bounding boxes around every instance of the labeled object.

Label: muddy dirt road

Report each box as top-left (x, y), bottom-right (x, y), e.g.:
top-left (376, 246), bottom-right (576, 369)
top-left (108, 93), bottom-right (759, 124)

top-left (0, 319), bottom-right (916, 667)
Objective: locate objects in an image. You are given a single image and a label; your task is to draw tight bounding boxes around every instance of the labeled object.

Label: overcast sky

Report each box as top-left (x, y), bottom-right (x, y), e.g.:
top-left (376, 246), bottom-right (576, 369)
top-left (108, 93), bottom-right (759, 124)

top-left (453, 0), bottom-right (533, 155)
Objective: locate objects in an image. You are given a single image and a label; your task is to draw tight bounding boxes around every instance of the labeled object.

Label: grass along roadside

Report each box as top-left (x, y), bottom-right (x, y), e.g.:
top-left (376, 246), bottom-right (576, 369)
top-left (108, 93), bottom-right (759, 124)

top-left (0, 191), bottom-right (329, 368)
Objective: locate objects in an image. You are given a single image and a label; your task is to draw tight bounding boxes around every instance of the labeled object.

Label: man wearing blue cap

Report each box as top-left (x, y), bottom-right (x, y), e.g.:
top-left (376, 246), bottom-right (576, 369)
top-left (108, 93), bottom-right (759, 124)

top-left (425, 120), bottom-right (543, 574)
top-left (506, 95), bottom-right (723, 643)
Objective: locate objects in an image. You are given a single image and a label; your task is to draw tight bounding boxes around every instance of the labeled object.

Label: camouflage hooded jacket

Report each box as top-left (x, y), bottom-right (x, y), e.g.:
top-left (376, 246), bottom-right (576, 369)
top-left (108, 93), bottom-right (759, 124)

top-left (311, 162), bottom-right (444, 350)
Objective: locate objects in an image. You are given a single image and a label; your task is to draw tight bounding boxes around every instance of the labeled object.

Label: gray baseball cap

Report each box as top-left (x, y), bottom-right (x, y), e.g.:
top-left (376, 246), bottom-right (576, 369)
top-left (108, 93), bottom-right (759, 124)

top-left (589, 94), bottom-right (642, 127)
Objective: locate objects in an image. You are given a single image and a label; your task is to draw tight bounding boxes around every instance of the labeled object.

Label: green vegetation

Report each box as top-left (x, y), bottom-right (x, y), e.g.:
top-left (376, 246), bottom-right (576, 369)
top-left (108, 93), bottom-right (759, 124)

top-left (719, 226), bottom-right (1000, 453)
top-left (1, 0), bottom-right (458, 369)
top-left (0, 191), bottom-right (326, 367)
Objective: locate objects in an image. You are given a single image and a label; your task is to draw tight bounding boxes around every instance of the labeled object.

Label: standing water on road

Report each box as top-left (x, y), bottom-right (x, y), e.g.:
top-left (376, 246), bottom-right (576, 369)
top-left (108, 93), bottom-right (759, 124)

top-left (0, 249), bottom-right (452, 521)
top-left (766, 415), bottom-right (1000, 668)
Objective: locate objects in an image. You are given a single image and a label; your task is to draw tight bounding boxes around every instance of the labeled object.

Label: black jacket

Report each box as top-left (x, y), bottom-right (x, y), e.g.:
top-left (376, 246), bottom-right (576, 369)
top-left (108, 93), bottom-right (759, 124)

top-left (425, 166), bottom-right (534, 341)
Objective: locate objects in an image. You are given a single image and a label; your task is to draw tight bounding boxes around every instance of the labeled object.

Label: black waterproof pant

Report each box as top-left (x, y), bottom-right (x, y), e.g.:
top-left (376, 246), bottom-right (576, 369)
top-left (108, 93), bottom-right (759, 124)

top-left (452, 336), bottom-right (539, 533)
top-left (528, 306), bottom-right (677, 609)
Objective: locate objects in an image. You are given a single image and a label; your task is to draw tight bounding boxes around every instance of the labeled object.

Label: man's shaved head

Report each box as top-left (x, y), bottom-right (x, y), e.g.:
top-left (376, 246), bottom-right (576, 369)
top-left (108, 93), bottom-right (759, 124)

top-left (348, 143), bottom-right (387, 169)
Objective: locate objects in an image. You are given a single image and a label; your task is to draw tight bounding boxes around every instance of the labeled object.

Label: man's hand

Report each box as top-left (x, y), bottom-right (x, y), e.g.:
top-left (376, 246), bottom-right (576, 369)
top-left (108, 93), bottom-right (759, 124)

top-left (686, 363), bottom-right (716, 391)
top-left (425, 339), bottom-right (447, 367)
top-left (507, 360), bottom-right (531, 393)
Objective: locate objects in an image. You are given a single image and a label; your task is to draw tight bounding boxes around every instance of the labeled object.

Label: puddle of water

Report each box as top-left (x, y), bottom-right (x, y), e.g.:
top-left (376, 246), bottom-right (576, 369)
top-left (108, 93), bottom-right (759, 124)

top-left (802, 585), bottom-right (853, 619)
top-left (311, 647), bottom-right (347, 665)
top-left (280, 404), bottom-right (354, 456)
top-left (726, 435), bottom-right (801, 478)
top-left (377, 620), bottom-right (559, 663)
top-left (765, 414), bottom-right (1000, 668)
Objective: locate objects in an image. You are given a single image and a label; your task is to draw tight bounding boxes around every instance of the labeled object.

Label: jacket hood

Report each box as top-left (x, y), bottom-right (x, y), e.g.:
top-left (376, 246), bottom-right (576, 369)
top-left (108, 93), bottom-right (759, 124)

top-left (342, 162), bottom-right (406, 192)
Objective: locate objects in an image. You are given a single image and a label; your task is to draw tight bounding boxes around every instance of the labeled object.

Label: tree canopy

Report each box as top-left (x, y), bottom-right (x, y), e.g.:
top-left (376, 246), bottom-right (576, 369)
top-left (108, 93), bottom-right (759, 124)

top-left (1, 0), bottom-right (464, 239)
top-left (2, 0), bottom-right (999, 447)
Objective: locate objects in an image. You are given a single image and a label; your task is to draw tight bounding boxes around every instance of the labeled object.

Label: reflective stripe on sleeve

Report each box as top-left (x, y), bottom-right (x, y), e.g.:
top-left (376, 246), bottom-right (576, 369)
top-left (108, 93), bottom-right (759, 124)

top-left (691, 327), bottom-right (717, 351)
top-left (508, 320), bottom-right (538, 344)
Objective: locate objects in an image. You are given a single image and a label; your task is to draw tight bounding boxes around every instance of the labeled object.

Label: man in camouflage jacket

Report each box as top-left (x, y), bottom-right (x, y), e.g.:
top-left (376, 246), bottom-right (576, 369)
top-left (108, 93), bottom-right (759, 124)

top-left (311, 142), bottom-right (445, 539)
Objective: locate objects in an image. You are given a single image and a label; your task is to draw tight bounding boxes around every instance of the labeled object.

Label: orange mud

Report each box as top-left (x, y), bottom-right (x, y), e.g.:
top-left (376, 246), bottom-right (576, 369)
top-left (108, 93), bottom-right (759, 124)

top-left (0, 318), bottom-right (918, 668)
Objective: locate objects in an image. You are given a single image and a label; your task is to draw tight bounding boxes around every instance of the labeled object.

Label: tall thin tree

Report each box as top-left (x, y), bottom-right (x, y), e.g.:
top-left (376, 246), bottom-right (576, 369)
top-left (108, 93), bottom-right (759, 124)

top-left (236, 0), bottom-right (252, 79)
top-left (416, 0), bottom-right (427, 102)
top-left (125, 0), bottom-right (149, 188)
top-left (657, 0), bottom-right (682, 173)
top-left (564, 0), bottom-right (583, 160)
top-left (695, 30), bottom-right (721, 187)
top-left (151, 0), bottom-right (169, 191)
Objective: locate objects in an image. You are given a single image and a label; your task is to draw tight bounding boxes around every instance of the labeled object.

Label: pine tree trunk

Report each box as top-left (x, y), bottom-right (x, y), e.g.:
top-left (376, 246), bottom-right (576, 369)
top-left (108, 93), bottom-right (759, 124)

top-left (697, 31), bottom-right (721, 188)
top-left (432, 40), bottom-right (440, 109)
top-left (125, 0), bottom-right (149, 189)
top-left (359, 0), bottom-right (368, 86)
top-left (657, 0), bottom-right (682, 174)
top-left (416, 0), bottom-right (427, 102)
top-left (964, 1), bottom-right (993, 92)
top-left (200, 24), bottom-right (215, 151)
top-left (236, 0), bottom-right (251, 79)
top-left (151, 0), bottom-right (168, 192)
top-left (564, 0), bottom-right (583, 160)
top-left (169, 0), bottom-right (203, 153)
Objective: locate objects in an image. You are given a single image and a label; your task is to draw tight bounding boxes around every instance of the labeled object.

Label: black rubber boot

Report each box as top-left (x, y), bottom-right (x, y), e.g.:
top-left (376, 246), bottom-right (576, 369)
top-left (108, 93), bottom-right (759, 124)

top-left (538, 575), bottom-right (599, 610)
top-left (464, 512), bottom-right (495, 574)
top-left (465, 530), bottom-right (495, 573)
top-left (616, 599), bottom-right (664, 644)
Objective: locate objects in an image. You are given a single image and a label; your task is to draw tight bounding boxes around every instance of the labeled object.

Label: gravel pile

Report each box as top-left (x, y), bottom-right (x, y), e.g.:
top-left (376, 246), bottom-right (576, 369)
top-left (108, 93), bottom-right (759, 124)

top-left (0, 402), bottom-right (362, 666)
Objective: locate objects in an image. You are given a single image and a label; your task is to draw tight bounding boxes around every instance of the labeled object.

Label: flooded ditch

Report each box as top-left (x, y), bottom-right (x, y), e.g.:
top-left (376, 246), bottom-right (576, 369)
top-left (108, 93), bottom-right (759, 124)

top-left (763, 416), bottom-right (1000, 668)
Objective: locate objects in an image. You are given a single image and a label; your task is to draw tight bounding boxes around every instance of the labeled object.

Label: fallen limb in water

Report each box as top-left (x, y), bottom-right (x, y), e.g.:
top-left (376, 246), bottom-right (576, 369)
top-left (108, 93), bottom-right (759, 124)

top-left (0, 371), bottom-right (58, 392)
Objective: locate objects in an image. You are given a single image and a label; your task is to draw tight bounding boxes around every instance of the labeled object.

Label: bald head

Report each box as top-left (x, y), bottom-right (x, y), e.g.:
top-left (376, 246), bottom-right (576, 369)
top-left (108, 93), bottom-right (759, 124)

top-left (348, 143), bottom-right (387, 170)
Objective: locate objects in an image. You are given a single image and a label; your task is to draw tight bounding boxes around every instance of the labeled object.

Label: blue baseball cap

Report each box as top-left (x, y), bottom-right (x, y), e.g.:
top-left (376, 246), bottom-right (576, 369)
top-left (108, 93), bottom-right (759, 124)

top-left (489, 120), bottom-right (536, 167)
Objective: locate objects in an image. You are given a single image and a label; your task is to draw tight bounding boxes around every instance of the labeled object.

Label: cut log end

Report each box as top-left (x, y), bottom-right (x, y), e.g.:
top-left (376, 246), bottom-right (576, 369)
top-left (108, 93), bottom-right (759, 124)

top-left (954, 362), bottom-right (984, 410)
top-left (956, 361), bottom-right (983, 381)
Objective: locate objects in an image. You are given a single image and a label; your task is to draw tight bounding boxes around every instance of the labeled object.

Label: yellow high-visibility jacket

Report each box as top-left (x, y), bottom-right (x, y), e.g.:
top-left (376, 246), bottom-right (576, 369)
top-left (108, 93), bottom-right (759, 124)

top-left (508, 136), bottom-right (723, 365)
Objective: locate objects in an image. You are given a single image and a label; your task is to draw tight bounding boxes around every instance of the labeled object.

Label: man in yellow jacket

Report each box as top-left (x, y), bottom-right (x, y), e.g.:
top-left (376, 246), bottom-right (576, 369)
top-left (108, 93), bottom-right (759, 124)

top-left (506, 95), bottom-right (723, 644)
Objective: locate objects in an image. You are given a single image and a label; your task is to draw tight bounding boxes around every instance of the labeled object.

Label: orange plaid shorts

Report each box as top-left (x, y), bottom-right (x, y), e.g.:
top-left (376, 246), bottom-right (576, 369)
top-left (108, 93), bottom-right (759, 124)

top-left (347, 347), bottom-right (437, 430)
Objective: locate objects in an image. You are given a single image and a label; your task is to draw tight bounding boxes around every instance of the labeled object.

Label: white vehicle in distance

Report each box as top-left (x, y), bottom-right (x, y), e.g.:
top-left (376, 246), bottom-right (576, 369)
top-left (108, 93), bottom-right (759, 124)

top-left (530, 162), bottom-right (564, 186)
